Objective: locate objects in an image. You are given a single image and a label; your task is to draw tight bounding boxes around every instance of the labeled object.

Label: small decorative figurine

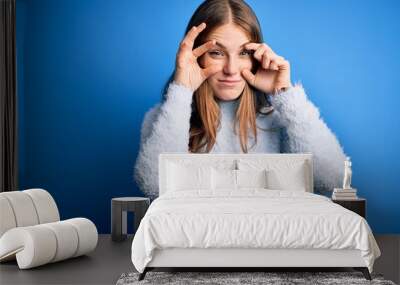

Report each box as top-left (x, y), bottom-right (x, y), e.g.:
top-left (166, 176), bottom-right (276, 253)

top-left (342, 156), bottom-right (352, 190)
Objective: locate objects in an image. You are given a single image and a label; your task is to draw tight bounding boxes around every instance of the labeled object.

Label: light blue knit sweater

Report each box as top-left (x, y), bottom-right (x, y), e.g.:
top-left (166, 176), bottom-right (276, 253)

top-left (134, 81), bottom-right (347, 199)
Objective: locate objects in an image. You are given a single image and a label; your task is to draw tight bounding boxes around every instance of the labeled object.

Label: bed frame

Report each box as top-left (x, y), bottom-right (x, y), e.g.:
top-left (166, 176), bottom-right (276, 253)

top-left (138, 153), bottom-right (372, 281)
top-left (140, 248), bottom-right (371, 280)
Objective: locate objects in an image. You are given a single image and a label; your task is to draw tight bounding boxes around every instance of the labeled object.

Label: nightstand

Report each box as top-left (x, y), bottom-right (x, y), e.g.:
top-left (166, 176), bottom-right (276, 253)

top-left (111, 197), bottom-right (150, 241)
top-left (332, 197), bottom-right (366, 218)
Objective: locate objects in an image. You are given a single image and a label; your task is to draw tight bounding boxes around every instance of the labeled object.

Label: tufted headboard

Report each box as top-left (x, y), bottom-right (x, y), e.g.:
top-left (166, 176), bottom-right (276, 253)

top-left (159, 153), bottom-right (314, 195)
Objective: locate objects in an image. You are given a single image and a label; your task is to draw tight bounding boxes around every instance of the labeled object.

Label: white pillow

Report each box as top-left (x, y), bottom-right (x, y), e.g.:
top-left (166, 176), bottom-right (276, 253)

top-left (211, 168), bottom-right (237, 191)
top-left (211, 168), bottom-right (268, 190)
top-left (266, 163), bottom-right (307, 191)
top-left (236, 169), bottom-right (268, 189)
top-left (237, 159), bottom-right (308, 192)
top-left (167, 162), bottom-right (212, 192)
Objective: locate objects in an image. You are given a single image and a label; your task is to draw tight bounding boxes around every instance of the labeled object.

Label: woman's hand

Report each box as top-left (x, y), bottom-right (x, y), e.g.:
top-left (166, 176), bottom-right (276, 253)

top-left (174, 22), bottom-right (223, 92)
top-left (241, 43), bottom-right (292, 94)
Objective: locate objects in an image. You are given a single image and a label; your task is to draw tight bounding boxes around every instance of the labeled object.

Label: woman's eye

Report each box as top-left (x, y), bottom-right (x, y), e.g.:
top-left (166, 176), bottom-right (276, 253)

top-left (208, 50), bottom-right (224, 57)
top-left (240, 50), bottom-right (253, 56)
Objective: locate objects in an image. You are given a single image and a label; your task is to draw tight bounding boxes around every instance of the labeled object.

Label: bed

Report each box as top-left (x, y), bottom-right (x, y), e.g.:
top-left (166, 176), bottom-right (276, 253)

top-left (131, 153), bottom-right (381, 281)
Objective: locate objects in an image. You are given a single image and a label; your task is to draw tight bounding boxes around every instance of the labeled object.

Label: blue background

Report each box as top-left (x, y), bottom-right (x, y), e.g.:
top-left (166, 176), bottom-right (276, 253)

top-left (16, 0), bottom-right (400, 234)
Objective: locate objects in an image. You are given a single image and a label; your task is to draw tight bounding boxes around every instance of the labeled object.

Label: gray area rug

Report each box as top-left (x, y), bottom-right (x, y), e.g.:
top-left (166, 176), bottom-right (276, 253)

top-left (116, 271), bottom-right (396, 285)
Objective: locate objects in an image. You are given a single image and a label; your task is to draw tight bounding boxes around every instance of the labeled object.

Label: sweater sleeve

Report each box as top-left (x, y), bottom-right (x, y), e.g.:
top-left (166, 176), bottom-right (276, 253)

top-left (133, 81), bottom-right (194, 199)
top-left (271, 82), bottom-right (348, 193)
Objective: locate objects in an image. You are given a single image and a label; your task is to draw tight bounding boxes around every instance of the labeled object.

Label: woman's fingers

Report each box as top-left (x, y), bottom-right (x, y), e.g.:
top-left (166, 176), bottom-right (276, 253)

top-left (180, 22), bottom-right (207, 51)
top-left (249, 42), bottom-right (289, 72)
top-left (245, 42), bottom-right (262, 51)
top-left (267, 55), bottom-right (282, 71)
top-left (245, 42), bottom-right (281, 69)
top-left (260, 49), bottom-right (283, 71)
top-left (244, 43), bottom-right (262, 61)
top-left (254, 45), bottom-right (268, 62)
top-left (271, 56), bottom-right (289, 71)
top-left (241, 69), bottom-right (256, 86)
top-left (269, 60), bottom-right (279, 70)
top-left (245, 42), bottom-right (273, 54)
top-left (262, 53), bottom-right (271, 69)
top-left (193, 39), bottom-right (216, 58)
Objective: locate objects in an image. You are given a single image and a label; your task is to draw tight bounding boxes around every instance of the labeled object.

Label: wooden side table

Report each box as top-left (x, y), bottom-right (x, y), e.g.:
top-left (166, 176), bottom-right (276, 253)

top-left (111, 197), bottom-right (150, 242)
top-left (332, 197), bottom-right (366, 218)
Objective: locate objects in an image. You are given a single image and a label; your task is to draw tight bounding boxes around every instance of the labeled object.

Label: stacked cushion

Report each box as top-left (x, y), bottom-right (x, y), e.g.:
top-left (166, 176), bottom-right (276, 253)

top-left (0, 218), bottom-right (97, 269)
top-left (0, 189), bottom-right (97, 269)
top-left (0, 189), bottom-right (59, 237)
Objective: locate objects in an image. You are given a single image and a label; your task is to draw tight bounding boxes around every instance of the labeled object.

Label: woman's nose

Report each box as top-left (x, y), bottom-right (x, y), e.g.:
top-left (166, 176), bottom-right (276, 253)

top-left (223, 57), bottom-right (239, 75)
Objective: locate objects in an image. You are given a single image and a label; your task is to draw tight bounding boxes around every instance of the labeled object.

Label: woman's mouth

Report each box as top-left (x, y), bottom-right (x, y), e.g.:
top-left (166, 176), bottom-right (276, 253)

top-left (218, 79), bottom-right (241, 87)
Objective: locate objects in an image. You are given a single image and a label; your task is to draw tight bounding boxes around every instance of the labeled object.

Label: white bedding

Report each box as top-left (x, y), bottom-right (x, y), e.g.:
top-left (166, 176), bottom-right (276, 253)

top-left (131, 190), bottom-right (380, 273)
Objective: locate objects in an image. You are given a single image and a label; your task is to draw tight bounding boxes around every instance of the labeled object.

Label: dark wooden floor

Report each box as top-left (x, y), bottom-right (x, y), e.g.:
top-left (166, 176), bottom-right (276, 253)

top-left (0, 234), bottom-right (399, 285)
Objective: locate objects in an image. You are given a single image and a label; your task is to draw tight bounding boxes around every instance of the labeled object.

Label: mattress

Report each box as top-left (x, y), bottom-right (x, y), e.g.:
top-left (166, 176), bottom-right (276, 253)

top-left (131, 189), bottom-right (381, 273)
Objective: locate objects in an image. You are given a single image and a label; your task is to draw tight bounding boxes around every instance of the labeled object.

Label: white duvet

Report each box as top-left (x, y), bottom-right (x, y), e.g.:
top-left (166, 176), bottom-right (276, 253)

top-left (131, 190), bottom-right (380, 273)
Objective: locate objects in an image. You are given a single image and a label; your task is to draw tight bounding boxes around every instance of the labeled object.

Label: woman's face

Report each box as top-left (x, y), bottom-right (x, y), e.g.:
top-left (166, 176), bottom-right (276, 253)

top-left (199, 23), bottom-right (254, 101)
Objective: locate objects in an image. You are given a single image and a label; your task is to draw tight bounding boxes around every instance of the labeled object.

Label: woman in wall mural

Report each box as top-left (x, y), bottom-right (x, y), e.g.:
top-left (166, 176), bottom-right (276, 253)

top-left (134, 0), bottom-right (347, 200)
